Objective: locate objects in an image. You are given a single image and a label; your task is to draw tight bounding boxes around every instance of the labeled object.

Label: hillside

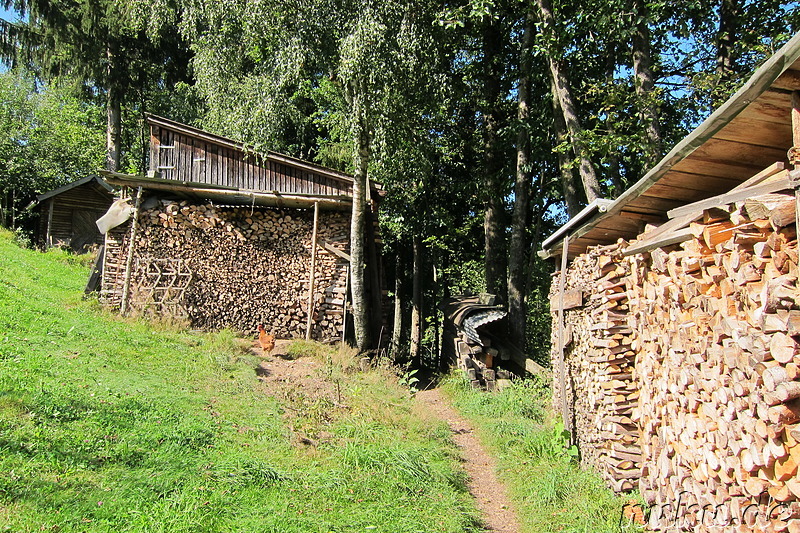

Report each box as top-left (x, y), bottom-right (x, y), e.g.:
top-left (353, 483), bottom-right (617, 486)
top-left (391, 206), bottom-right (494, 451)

top-left (0, 230), bottom-right (481, 532)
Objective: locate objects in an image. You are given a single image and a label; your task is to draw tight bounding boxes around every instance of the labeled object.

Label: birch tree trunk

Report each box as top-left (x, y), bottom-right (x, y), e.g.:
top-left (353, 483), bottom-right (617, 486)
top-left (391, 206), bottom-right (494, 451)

top-left (390, 253), bottom-right (404, 357)
top-left (106, 45), bottom-right (121, 172)
top-left (350, 109), bottom-right (372, 352)
top-left (508, 6), bottom-right (534, 350)
top-left (536, 0), bottom-right (601, 203)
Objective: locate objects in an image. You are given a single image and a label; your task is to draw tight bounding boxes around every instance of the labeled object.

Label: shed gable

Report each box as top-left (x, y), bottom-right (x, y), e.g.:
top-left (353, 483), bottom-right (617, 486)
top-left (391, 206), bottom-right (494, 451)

top-left (147, 115), bottom-right (354, 197)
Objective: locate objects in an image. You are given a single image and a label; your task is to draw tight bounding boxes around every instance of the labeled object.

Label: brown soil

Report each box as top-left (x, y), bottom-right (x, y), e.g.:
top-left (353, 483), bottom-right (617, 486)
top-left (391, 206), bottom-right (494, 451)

top-left (416, 388), bottom-right (522, 533)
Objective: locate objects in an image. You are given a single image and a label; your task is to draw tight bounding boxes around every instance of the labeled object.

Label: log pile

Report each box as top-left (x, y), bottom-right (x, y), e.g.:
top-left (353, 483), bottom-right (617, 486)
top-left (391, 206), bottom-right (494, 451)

top-left (102, 198), bottom-right (350, 340)
top-left (550, 242), bottom-right (641, 492)
top-left (629, 190), bottom-right (800, 531)
top-left (453, 330), bottom-right (513, 391)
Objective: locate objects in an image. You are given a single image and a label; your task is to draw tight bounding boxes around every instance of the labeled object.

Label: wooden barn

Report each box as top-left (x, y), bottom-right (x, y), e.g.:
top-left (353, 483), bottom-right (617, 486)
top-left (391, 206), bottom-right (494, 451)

top-left (28, 175), bottom-right (116, 252)
top-left (541, 32), bottom-right (800, 531)
top-left (98, 115), bottom-right (384, 342)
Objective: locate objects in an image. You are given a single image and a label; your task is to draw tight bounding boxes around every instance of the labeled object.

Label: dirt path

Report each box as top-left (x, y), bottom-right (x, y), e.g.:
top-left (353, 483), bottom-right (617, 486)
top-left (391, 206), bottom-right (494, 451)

top-left (416, 388), bottom-right (521, 533)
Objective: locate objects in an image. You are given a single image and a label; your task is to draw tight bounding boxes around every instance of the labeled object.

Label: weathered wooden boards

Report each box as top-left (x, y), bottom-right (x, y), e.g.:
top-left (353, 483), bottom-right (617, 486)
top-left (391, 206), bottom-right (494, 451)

top-left (629, 188), bottom-right (800, 531)
top-left (102, 199), bottom-right (350, 340)
top-left (549, 242), bottom-right (641, 492)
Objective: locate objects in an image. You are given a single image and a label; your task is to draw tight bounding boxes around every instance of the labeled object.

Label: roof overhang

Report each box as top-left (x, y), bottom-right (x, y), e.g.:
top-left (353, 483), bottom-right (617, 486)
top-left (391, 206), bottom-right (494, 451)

top-left (25, 175), bottom-right (116, 211)
top-left (540, 30), bottom-right (800, 260)
top-left (100, 171), bottom-right (353, 211)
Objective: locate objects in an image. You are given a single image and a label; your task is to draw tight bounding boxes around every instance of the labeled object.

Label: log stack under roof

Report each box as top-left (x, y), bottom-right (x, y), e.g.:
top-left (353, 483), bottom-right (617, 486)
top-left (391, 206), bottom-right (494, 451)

top-left (550, 168), bottom-right (800, 530)
top-left (629, 189), bottom-right (800, 531)
top-left (549, 242), bottom-right (641, 493)
top-left (102, 199), bottom-right (350, 340)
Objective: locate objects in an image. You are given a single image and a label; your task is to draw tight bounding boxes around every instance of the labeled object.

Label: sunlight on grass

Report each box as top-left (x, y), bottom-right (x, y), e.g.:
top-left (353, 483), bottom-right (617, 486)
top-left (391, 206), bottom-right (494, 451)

top-left (0, 233), bottom-right (482, 532)
top-left (440, 373), bottom-right (645, 533)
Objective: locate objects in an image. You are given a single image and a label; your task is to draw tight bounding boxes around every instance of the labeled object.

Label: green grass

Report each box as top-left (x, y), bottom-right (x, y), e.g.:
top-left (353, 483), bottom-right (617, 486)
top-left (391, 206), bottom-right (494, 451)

top-left (0, 229), bottom-right (481, 532)
top-left (440, 374), bottom-right (645, 533)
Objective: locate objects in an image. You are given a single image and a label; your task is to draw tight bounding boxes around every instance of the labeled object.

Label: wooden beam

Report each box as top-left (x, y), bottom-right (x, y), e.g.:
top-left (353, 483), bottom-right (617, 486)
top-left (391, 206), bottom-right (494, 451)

top-left (623, 227), bottom-right (694, 256)
top-left (305, 202), bottom-right (319, 341)
top-left (555, 235), bottom-right (572, 442)
top-left (666, 176), bottom-right (792, 220)
top-left (319, 240), bottom-right (351, 262)
top-left (120, 187), bottom-right (143, 316)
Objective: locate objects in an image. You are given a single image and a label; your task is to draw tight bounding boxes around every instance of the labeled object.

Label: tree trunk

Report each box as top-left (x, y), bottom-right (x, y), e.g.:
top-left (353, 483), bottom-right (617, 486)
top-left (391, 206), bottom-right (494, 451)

top-left (508, 6), bottom-right (534, 350)
top-left (106, 45), bottom-right (121, 172)
top-left (632, 0), bottom-right (662, 168)
top-left (350, 113), bottom-right (372, 352)
top-left (536, 0), bottom-right (601, 203)
top-left (482, 13), bottom-right (508, 300)
top-left (550, 76), bottom-right (580, 217)
top-left (410, 234), bottom-right (423, 362)
top-left (390, 253), bottom-right (404, 358)
top-left (716, 0), bottom-right (739, 86)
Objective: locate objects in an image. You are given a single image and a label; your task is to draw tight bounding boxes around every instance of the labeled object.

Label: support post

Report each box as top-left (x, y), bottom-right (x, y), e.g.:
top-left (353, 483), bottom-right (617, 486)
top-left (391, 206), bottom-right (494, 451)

top-left (306, 202), bottom-right (320, 340)
top-left (46, 198), bottom-right (54, 248)
top-left (342, 265), bottom-right (350, 345)
top-left (120, 187), bottom-right (142, 316)
top-left (791, 92), bottom-right (800, 233)
top-left (555, 236), bottom-right (572, 441)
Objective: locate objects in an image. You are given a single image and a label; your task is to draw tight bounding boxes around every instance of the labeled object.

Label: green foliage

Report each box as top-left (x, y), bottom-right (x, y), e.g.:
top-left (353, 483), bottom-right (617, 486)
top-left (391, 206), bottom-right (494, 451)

top-left (0, 69), bottom-right (104, 230)
top-left (0, 231), bottom-right (484, 531)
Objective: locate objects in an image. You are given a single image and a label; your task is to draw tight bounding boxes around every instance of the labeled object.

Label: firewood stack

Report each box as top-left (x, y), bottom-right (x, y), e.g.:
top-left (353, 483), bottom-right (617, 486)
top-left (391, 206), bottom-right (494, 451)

top-left (103, 199), bottom-right (350, 340)
top-left (550, 241), bottom-right (641, 492)
top-left (629, 190), bottom-right (800, 531)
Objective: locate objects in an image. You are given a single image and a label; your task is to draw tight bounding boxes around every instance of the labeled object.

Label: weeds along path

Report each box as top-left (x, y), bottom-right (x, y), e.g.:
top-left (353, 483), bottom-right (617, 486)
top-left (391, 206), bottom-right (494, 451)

top-left (416, 388), bottom-right (521, 533)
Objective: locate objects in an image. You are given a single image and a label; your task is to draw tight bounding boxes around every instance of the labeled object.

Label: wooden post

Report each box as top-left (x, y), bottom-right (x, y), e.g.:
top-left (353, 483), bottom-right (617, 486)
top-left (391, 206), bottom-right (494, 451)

top-left (342, 265), bottom-right (350, 345)
top-left (791, 92), bottom-right (800, 233)
top-left (120, 187), bottom-right (142, 316)
top-left (556, 235), bottom-right (572, 440)
top-left (45, 198), bottom-right (54, 248)
top-left (305, 202), bottom-right (319, 340)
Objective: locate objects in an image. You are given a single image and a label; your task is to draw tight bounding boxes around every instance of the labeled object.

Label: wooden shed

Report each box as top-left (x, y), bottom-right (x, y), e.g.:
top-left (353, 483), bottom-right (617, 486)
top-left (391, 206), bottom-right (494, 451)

top-left (541, 32), bottom-right (800, 531)
top-left (99, 115), bottom-right (385, 342)
top-left (30, 175), bottom-right (116, 252)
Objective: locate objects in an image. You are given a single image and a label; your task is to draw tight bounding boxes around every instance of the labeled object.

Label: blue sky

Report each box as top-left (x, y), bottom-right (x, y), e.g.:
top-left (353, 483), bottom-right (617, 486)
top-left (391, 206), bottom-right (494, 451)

top-left (1, 6), bottom-right (20, 22)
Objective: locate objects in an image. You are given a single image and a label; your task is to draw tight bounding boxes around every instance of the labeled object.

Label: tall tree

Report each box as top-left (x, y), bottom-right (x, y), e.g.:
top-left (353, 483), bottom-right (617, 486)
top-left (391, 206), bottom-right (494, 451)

top-left (507, 3), bottom-right (534, 349)
top-left (632, 0), bottom-right (662, 167)
top-left (536, 0), bottom-right (601, 203)
top-left (480, 7), bottom-right (511, 300)
top-left (2, 0), bottom-right (192, 172)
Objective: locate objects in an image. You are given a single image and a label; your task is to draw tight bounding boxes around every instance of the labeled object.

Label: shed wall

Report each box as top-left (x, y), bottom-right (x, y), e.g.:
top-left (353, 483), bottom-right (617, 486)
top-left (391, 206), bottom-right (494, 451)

top-left (149, 125), bottom-right (353, 197)
top-left (38, 182), bottom-right (114, 251)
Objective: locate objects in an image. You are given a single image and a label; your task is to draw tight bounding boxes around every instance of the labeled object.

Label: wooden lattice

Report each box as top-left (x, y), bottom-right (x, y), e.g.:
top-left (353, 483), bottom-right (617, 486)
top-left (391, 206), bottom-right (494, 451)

top-left (131, 257), bottom-right (194, 318)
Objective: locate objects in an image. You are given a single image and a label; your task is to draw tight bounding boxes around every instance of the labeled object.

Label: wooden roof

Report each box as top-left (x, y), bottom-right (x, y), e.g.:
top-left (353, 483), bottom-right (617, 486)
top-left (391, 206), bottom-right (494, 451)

top-left (541, 31), bottom-right (800, 259)
top-left (32, 175), bottom-right (114, 205)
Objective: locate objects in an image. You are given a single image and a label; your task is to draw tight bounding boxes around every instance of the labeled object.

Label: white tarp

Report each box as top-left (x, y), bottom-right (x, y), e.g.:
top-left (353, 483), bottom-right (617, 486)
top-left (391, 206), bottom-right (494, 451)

top-left (96, 197), bottom-right (133, 234)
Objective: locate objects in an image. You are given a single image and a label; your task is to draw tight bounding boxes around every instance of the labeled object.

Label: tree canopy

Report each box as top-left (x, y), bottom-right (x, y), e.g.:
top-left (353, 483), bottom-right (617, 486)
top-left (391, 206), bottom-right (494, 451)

top-left (1, 0), bottom-right (798, 361)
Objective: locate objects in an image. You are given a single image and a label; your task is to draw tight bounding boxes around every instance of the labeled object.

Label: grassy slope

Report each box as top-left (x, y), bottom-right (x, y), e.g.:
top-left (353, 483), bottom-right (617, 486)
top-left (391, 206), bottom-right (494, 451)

top-left (0, 230), bottom-right (480, 532)
top-left (440, 376), bottom-right (644, 533)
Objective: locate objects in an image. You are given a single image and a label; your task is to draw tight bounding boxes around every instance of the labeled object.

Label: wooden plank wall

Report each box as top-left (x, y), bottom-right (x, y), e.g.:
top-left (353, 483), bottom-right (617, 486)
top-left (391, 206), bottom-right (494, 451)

top-left (40, 183), bottom-right (113, 250)
top-left (150, 126), bottom-right (353, 197)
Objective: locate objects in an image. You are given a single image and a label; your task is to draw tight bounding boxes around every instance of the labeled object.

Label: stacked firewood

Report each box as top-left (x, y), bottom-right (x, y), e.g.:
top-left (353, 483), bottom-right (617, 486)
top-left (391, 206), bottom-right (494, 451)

top-left (104, 199), bottom-right (350, 340)
top-left (453, 331), bottom-right (512, 390)
top-left (629, 191), bottom-right (800, 531)
top-left (550, 242), bottom-right (641, 492)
